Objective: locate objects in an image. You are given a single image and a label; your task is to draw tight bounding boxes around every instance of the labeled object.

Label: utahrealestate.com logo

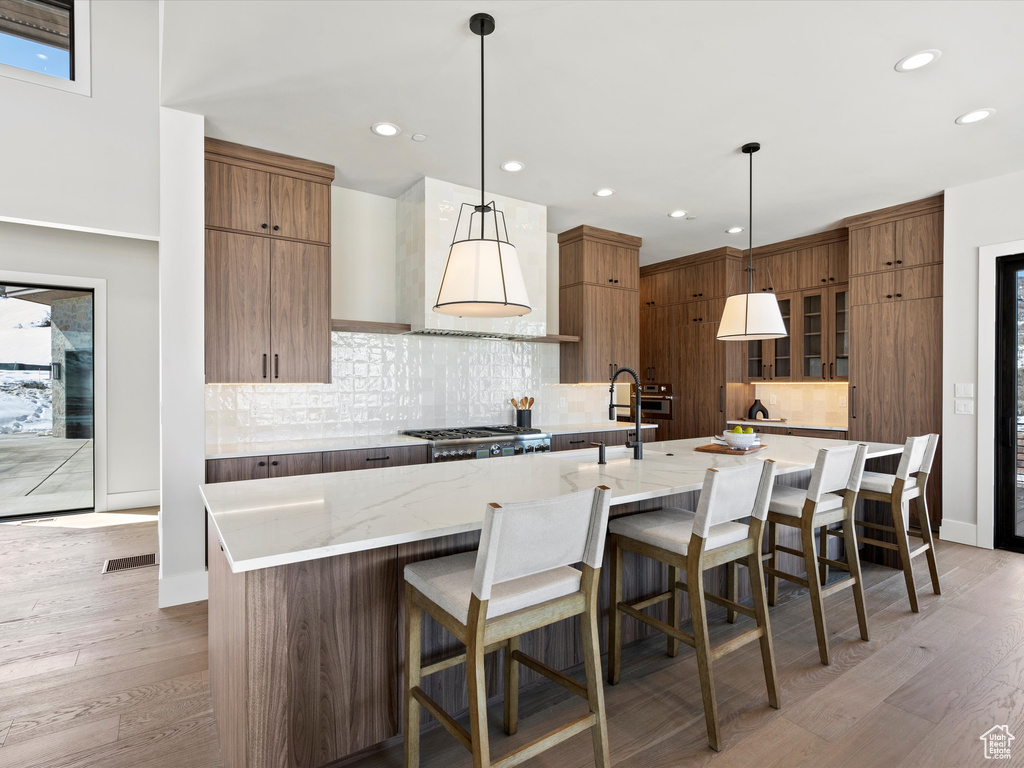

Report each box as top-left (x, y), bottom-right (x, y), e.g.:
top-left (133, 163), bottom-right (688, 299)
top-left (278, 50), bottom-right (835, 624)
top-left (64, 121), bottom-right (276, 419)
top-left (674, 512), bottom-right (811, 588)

top-left (980, 726), bottom-right (1015, 760)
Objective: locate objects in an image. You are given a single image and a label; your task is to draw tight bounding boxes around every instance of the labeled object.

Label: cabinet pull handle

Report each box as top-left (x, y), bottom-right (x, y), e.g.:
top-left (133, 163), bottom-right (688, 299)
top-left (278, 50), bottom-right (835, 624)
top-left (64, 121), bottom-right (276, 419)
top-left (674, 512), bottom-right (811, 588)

top-left (609, 363), bottom-right (613, 380)
top-left (886, 261), bottom-right (893, 266)
top-left (272, 225), bottom-right (280, 231)
top-left (274, 354), bottom-right (279, 378)
top-left (719, 386), bottom-right (723, 413)
top-left (271, 460), bottom-right (279, 466)
top-left (896, 293), bottom-right (902, 298)
top-left (821, 278), bottom-right (827, 283)
top-left (762, 365), bottom-right (767, 380)
top-left (829, 362), bottom-right (834, 379)
top-left (614, 279), bottom-right (619, 284)
top-left (829, 277), bottom-right (836, 281)
top-left (609, 279), bottom-right (614, 283)
top-left (896, 260), bottom-right (903, 265)
top-left (261, 223), bottom-right (268, 229)
top-left (851, 386), bottom-right (856, 418)
top-left (886, 294), bottom-right (893, 299)
top-left (366, 456), bottom-right (390, 461)
top-left (769, 364), bottom-right (773, 380)
top-left (262, 354), bottom-right (268, 379)
top-left (569, 439), bottom-right (585, 445)
top-left (257, 461), bottom-right (266, 467)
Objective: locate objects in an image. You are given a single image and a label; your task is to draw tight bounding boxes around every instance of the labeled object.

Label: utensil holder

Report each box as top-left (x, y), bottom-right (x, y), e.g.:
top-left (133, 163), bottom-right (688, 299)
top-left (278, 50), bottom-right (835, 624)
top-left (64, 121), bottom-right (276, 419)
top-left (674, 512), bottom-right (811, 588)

top-left (515, 410), bottom-right (532, 429)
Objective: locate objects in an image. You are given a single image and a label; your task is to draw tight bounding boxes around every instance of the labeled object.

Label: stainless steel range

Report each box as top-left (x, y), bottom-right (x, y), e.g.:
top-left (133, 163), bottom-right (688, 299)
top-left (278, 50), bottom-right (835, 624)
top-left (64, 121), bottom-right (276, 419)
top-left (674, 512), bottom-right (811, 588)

top-left (401, 426), bottom-right (551, 462)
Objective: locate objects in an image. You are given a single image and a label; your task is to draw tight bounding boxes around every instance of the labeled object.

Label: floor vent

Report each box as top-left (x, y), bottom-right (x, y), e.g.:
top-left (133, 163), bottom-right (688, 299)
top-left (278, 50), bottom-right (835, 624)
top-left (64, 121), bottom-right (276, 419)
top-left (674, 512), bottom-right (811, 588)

top-left (102, 554), bottom-right (158, 574)
top-left (20, 518), bottom-right (55, 524)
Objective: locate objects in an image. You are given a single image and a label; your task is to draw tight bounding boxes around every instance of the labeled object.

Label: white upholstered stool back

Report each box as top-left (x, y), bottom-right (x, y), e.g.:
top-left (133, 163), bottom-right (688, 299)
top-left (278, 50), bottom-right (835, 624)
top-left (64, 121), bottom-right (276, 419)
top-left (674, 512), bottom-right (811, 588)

top-left (805, 444), bottom-right (869, 502)
top-left (895, 434), bottom-right (939, 481)
top-left (692, 461), bottom-right (778, 538)
top-left (472, 486), bottom-right (611, 602)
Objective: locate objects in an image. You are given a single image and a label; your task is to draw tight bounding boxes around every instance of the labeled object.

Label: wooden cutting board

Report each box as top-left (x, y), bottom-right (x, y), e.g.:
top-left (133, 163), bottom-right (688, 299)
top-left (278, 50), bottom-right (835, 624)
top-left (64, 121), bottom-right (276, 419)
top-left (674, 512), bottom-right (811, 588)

top-left (695, 443), bottom-right (769, 455)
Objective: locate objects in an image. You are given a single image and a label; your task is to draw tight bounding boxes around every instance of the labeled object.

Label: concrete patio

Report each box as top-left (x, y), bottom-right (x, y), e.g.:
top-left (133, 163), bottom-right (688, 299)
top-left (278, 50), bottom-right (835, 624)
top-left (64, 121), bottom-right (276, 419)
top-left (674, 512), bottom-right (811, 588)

top-left (0, 435), bottom-right (93, 517)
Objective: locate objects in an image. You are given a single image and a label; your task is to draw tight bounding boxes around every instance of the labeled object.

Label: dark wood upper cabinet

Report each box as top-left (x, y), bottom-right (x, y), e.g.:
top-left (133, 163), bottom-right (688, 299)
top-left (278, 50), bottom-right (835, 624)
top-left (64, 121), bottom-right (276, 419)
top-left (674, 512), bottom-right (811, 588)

top-left (205, 161), bottom-right (271, 236)
top-left (269, 241), bottom-right (331, 384)
top-left (205, 231), bottom-right (272, 384)
top-left (849, 221), bottom-right (897, 274)
top-left (205, 139), bottom-right (334, 384)
top-left (559, 226), bottom-right (641, 384)
top-left (897, 212), bottom-right (943, 269)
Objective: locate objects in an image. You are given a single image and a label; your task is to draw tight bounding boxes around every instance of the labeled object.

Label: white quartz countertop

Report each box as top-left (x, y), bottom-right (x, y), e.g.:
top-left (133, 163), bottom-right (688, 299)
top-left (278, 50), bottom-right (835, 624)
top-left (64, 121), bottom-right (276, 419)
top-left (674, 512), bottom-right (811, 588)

top-left (202, 434), bottom-right (902, 574)
top-left (726, 420), bottom-right (848, 433)
top-left (206, 423), bottom-right (658, 460)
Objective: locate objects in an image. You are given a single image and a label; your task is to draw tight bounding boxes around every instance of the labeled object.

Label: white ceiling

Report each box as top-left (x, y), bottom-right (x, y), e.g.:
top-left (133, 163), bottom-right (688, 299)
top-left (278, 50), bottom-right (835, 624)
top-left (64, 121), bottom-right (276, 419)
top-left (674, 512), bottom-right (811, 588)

top-left (160, 0), bottom-right (1024, 265)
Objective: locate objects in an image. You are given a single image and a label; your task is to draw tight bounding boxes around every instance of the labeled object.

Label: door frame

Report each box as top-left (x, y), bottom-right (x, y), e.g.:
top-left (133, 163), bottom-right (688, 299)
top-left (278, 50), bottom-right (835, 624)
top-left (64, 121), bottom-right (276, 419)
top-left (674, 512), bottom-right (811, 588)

top-left (993, 255), bottom-right (1024, 551)
top-left (977, 238), bottom-right (1024, 550)
top-left (0, 269), bottom-right (107, 512)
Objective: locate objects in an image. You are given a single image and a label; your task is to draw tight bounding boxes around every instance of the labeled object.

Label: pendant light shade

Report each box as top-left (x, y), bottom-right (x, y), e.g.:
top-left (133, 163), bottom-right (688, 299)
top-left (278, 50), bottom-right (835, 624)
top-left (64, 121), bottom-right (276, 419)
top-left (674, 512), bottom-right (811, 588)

top-left (433, 12), bottom-right (531, 318)
top-left (717, 141), bottom-right (787, 341)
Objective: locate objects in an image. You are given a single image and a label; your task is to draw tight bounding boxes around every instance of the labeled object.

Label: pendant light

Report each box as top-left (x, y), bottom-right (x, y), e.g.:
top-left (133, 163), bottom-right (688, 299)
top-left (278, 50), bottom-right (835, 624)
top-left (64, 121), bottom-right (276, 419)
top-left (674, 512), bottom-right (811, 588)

top-left (717, 142), bottom-right (787, 341)
top-left (433, 13), bottom-right (531, 318)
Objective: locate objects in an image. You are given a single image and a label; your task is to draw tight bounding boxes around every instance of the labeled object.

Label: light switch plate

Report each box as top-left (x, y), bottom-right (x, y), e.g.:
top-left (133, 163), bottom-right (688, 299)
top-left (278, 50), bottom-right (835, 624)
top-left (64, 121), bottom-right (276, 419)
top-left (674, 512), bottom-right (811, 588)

top-left (839, 396), bottom-right (847, 407)
top-left (769, 395), bottom-right (777, 405)
top-left (954, 398), bottom-right (975, 415)
top-left (558, 397), bottom-right (567, 409)
top-left (955, 383), bottom-right (975, 398)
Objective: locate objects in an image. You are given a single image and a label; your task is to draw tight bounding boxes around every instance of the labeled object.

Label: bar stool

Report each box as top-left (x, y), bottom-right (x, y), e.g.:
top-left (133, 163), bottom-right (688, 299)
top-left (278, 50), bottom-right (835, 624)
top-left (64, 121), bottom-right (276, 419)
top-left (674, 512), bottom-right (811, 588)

top-left (764, 443), bottom-right (869, 665)
top-left (403, 486), bottom-right (612, 768)
top-left (856, 434), bottom-right (941, 613)
top-left (607, 461), bottom-right (779, 752)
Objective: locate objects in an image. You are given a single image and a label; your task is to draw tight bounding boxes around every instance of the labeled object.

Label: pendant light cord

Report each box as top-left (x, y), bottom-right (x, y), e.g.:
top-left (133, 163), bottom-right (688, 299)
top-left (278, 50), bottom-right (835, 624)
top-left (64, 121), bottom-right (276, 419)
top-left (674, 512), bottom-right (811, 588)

top-left (480, 26), bottom-right (485, 212)
top-left (747, 148), bottom-right (754, 294)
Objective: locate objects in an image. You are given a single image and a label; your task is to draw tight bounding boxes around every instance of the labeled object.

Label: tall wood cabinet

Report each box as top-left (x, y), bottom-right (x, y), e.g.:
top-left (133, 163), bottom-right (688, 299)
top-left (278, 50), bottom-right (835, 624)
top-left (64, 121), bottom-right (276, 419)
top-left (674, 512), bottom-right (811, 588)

top-left (559, 226), bottom-right (641, 383)
top-left (845, 195), bottom-right (943, 529)
top-left (204, 139), bottom-right (334, 384)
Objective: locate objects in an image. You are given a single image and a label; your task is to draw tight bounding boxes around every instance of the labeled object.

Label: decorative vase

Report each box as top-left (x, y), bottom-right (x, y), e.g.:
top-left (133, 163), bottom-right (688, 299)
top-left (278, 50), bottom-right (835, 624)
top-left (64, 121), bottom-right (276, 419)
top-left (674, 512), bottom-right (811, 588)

top-left (747, 399), bottom-right (769, 420)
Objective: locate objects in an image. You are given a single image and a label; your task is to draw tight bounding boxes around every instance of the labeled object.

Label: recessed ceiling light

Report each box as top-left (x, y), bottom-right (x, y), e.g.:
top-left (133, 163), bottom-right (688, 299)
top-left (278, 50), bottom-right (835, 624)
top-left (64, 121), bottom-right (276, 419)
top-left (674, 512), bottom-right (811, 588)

top-left (594, 188), bottom-right (615, 197)
top-left (894, 49), bottom-right (941, 72)
top-left (668, 210), bottom-right (688, 218)
top-left (955, 108), bottom-right (996, 125)
top-left (411, 133), bottom-right (428, 142)
top-left (726, 226), bottom-right (744, 234)
top-left (501, 160), bottom-right (525, 173)
top-left (371, 122), bottom-right (401, 137)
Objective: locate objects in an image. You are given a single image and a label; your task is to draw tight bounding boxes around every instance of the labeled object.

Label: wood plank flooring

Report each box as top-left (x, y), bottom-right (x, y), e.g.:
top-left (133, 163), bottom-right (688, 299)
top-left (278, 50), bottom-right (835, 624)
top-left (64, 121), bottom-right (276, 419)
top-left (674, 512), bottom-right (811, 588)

top-left (2, 512), bottom-right (1024, 767)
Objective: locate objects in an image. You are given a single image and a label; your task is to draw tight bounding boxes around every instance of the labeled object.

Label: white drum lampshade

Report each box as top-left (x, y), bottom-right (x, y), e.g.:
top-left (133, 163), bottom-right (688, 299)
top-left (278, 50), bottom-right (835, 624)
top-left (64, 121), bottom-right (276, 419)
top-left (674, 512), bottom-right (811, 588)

top-left (716, 292), bottom-right (787, 340)
top-left (433, 237), bottom-right (531, 317)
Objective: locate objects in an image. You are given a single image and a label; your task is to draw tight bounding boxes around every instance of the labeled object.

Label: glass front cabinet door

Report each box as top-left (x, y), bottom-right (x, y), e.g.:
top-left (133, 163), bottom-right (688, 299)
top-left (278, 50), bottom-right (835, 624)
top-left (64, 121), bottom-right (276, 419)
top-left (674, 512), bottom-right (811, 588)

top-left (799, 287), bottom-right (849, 382)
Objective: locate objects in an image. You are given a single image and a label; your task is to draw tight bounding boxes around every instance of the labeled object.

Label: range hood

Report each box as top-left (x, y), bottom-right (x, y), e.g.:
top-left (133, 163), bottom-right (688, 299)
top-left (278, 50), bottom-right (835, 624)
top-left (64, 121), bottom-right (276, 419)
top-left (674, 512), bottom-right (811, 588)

top-left (397, 178), bottom-right (547, 340)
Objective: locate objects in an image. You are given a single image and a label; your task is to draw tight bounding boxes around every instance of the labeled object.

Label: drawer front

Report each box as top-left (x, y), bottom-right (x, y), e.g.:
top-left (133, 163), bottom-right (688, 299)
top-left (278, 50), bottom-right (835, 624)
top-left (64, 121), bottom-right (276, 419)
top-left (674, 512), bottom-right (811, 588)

top-left (206, 456), bottom-right (270, 483)
top-left (322, 444), bottom-right (430, 472)
top-left (785, 428), bottom-right (848, 440)
top-left (552, 429), bottom-right (636, 452)
top-left (268, 452), bottom-right (323, 478)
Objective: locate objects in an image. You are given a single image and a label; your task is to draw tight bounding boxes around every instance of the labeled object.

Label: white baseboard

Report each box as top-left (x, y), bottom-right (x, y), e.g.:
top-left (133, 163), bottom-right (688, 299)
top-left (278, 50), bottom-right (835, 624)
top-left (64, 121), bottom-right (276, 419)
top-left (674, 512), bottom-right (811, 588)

top-left (158, 568), bottom-right (208, 608)
top-left (106, 490), bottom-right (160, 511)
top-left (939, 519), bottom-right (980, 548)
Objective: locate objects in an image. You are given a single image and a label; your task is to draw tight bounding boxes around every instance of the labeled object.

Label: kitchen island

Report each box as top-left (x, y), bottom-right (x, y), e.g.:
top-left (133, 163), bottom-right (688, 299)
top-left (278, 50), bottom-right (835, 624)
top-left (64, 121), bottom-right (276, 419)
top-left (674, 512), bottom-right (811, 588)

top-left (202, 434), bottom-right (902, 768)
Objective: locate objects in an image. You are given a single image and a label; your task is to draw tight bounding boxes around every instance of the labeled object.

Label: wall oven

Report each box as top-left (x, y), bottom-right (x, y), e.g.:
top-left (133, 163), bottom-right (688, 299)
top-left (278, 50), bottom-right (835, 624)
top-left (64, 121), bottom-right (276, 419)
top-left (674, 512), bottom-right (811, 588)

top-left (633, 383), bottom-right (673, 420)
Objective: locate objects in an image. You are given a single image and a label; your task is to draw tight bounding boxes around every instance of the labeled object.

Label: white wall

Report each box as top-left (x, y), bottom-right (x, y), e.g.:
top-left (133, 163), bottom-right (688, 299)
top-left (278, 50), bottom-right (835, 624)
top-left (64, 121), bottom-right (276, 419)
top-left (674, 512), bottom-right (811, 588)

top-left (546, 232), bottom-right (559, 334)
top-left (942, 168), bottom-right (1024, 547)
top-left (0, 222), bottom-right (160, 501)
top-left (0, 0), bottom-right (159, 237)
top-left (158, 107), bottom-right (207, 607)
top-left (331, 186), bottom-right (397, 323)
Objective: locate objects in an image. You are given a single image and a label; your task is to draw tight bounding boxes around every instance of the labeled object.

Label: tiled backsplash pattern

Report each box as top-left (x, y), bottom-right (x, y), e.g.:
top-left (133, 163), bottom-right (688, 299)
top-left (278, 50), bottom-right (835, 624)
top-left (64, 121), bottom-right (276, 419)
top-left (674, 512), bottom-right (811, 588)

top-left (752, 382), bottom-right (849, 427)
top-left (206, 332), bottom-right (613, 445)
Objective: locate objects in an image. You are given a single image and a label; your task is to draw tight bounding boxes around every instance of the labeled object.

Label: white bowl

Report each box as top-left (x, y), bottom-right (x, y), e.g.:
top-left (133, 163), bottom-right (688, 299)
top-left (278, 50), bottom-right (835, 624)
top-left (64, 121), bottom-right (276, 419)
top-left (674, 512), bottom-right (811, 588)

top-left (721, 431), bottom-right (758, 448)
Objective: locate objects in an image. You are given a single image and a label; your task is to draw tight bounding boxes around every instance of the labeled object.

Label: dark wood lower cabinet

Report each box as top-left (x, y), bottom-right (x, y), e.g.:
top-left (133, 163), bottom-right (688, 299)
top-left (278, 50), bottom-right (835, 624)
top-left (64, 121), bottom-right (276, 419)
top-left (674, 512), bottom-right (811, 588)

top-left (322, 444), bottom-right (431, 472)
top-left (269, 452), bottom-right (322, 478)
top-left (206, 456), bottom-right (270, 483)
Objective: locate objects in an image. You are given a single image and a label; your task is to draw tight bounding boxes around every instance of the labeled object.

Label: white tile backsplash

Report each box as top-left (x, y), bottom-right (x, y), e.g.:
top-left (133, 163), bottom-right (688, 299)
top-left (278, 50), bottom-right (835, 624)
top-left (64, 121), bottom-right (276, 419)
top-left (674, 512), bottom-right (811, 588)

top-left (206, 332), bottom-right (613, 445)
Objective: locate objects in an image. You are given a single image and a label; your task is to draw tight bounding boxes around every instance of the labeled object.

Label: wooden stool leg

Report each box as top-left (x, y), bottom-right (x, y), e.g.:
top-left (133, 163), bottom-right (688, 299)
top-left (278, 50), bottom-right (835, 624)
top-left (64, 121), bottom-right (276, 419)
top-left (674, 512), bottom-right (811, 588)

top-left (503, 636), bottom-right (519, 735)
top-left (687, 558), bottom-right (722, 751)
top-left (916, 493), bottom-right (942, 595)
top-left (580, 580), bottom-right (611, 768)
top-left (818, 525), bottom-right (829, 585)
top-left (404, 584), bottom-right (422, 768)
top-left (747, 549), bottom-right (780, 709)
top-left (892, 497), bottom-right (920, 613)
top-left (767, 521), bottom-right (779, 607)
top-left (727, 561), bottom-right (739, 624)
top-left (842, 511), bottom-right (870, 642)
top-left (466, 599), bottom-right (490, 768)
top-left (608, 540), bottom-right (624, 685)
top-left (667, 564), bottom-right (680, 656)
top-left (801, 520), bottom-right (831, 665)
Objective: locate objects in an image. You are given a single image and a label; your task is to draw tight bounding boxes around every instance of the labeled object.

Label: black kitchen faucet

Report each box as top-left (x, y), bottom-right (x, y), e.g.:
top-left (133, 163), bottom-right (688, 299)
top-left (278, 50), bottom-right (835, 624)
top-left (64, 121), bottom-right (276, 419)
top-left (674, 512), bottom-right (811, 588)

top-left (608, 366), bottom-right (643, 460)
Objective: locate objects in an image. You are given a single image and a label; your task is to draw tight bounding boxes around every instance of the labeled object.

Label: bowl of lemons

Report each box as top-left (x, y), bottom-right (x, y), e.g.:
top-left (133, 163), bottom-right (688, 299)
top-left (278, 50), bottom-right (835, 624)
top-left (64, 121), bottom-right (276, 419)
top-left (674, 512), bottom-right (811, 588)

top-left (721, 425), bottom-right (759, 449)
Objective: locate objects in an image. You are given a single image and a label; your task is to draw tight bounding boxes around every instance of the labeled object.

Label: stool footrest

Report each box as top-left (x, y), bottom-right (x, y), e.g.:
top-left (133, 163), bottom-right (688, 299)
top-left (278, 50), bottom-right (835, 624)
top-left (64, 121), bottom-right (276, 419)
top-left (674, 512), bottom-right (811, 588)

top-left (859, 536), bottom-right (900, 552)
top-left (908, 543), bottom-right (931, 559)
top-left (411, 687), bottom-right (471, 750)
top-left (421, 640), bottom-right (507, 677)
top-left (820, 576), bottom-right (857, 598)
top-left (857, 520), bottom-right (896, 534)
top-left (824, 528), bottom-right (845, 537)
top-left (763, 566), bottom-right (809, 588)
top-left (492, 713), bottom-right (597, 768)
top-left (618, 601), bottom-right (695, 648)
top-left (818, 556), bottom-right (851, 572)
top-left (510, 649), bottom-right (587, 700)
top-left (710, 627), bottom-right (766, 662)
top-left (774, 544), bottom-right (806, 559)
top-left (632, 590), bottom-right (673, 612)
top-left (700, 590), bottom-right (756, 620)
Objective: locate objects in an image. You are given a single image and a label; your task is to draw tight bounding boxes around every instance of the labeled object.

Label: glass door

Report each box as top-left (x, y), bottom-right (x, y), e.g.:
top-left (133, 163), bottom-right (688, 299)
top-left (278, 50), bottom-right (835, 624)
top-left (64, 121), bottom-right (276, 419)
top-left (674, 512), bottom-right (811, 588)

top-left (771, 296), bottom-right (793, 380)
top-left (831, 288), bottom-right (849, 381)
top-left (802, 291), bottom-right (824, 380)
top-left (0, 282), bottom-right (94, 518)
top-left (996, 255), bottom-right (1024, 551)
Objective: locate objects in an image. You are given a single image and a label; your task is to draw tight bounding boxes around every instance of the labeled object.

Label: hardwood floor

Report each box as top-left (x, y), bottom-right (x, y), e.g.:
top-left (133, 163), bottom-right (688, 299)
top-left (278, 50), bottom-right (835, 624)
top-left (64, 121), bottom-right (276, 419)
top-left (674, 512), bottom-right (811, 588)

top-left (2, 513), bottom-right (1024, 767)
